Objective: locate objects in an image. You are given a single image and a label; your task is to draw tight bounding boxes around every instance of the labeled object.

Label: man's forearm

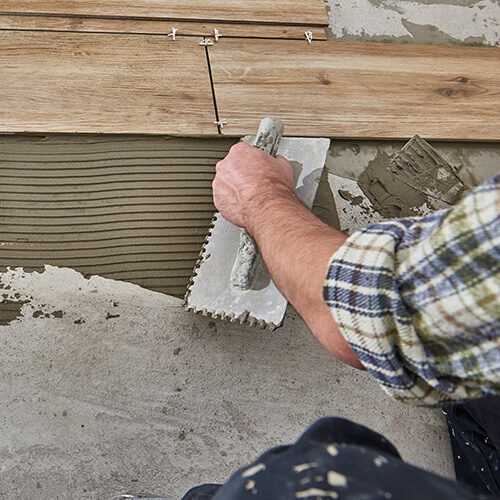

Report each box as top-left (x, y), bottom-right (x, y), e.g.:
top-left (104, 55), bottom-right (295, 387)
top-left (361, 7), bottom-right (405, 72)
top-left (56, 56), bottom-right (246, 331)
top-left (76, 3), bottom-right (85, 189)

top-left (212, 142), bottom-right (362, 369)
top-left (246, 187), bottom-right (363, 369)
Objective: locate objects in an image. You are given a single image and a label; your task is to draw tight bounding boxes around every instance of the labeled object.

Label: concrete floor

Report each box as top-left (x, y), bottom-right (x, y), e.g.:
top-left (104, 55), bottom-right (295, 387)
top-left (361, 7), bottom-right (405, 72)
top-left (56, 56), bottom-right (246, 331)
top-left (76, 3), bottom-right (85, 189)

top-left (0, 267), bottom-right (454, 499)
top-left (1, 2), bottom-right (499, 499)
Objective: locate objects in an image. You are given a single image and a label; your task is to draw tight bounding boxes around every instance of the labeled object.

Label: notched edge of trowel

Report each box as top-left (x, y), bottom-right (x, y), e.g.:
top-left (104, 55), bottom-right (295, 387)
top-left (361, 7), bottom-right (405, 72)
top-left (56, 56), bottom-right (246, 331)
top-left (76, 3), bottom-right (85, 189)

top-left (183, 214), bottom-right (281, 331)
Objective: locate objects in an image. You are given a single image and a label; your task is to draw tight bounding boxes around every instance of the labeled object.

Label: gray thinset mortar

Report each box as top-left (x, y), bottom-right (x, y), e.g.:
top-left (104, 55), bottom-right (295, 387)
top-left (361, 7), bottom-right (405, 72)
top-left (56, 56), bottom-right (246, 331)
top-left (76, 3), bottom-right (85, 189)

top-left (0, 134), bottom-right (237, 323)
top-left (0, 133), bottom-right (494, 326)
top-left (324, 137), bottom-right (493, 234)
top-left (357, 149), bottom-right (449, 219)
top-left (311, 166), bottom-right (342, 230)
top-left (389, 135), bottom-right (470, 205)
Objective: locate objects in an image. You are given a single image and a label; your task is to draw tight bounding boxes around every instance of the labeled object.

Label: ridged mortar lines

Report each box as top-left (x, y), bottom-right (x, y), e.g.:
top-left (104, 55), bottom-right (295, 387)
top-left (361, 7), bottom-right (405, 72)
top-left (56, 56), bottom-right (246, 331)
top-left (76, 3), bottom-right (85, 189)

top-left (0, 134), bottom-right (237, 297)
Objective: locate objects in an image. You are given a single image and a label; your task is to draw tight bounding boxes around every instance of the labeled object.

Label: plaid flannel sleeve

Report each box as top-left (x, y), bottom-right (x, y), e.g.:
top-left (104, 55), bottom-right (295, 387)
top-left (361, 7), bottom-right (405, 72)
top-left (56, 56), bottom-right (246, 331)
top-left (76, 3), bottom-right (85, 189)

top-left (324, 175), bottom-right (500, 406)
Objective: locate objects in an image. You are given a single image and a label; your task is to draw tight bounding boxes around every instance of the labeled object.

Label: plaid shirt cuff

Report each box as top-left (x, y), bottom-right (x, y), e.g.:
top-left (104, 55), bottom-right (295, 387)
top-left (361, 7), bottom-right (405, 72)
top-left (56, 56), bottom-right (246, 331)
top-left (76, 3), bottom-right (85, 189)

top-left (324, 176), bottom-right (500, 406)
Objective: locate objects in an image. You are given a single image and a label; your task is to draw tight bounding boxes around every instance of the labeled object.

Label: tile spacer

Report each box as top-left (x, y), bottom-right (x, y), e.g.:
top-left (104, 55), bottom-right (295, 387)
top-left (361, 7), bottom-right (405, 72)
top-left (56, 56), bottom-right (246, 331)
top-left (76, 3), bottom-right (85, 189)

top-left (214, 119), bottom-right (228, 129)
top-left (167, 27), bottom-right (178, 40)
top-left (200, 37), bottom-right (214, 46)
top-left (305, 31), bottom-right (313, 43)
top-left (214, 28), bottom-right (221, 41)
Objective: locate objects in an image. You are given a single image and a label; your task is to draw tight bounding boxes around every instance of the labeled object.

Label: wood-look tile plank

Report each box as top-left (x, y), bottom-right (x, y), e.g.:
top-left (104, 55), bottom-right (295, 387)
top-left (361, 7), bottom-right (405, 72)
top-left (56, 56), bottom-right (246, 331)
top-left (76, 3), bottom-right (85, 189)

top-left (0, 0), bottom-right (328, 26)
top-left (0, 14), bottom-right (327, 40)
top-left (0, 31), bottom-right (217, 134)
top-left (208, 39), bottom-right (500, 140)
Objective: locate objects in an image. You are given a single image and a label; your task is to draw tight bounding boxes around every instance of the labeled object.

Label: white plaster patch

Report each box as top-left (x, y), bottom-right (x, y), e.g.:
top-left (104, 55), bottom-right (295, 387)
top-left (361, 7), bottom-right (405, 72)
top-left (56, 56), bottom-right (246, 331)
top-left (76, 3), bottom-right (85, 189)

top-left (394, 0), bottom-right (499, 45)
top-left (0, 265), bottom-right (183, 327)
top-left (328, 174), bottom-right (385, 233)
top-left (0, 265), bottom-right (181, 326)
top-left (326, 0), bottom-right (500, 46)
top-left (327, 0), bottom-right (412, 38)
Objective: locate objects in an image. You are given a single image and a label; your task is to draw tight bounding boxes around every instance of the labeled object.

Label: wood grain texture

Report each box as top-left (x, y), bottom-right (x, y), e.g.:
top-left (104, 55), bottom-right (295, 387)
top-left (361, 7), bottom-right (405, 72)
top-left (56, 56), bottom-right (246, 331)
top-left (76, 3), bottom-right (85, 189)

top-left (208, 40), bottom-right (500, 140)
top-left (0, 31), bottom-right (217, 134)
top-left (0, 134), bottom-right (237, 297)
top-left (0, 0), bottom-right (328, 26)
top-left (0, 14), bottom-right (327, 39)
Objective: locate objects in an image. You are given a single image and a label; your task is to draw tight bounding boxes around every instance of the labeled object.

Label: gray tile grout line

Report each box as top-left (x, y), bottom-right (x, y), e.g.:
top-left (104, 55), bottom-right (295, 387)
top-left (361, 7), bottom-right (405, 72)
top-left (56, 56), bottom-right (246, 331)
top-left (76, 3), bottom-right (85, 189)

top-left (204, 44), bottom-right (221, 135)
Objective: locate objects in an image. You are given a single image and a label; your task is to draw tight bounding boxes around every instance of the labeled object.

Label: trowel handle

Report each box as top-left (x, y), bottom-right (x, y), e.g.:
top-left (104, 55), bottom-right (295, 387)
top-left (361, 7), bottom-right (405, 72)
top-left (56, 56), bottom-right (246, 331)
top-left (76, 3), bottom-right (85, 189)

top-left (254, 117), bottom-right (284, 157)
top-left (230, 117), bottom-right (284, 291)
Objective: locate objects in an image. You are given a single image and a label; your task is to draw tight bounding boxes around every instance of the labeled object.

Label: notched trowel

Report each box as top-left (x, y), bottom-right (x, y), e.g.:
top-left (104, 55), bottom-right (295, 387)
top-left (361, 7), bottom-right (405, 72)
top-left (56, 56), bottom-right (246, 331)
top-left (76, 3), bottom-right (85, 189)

top-left (184, 117), bottom-right (330, 329)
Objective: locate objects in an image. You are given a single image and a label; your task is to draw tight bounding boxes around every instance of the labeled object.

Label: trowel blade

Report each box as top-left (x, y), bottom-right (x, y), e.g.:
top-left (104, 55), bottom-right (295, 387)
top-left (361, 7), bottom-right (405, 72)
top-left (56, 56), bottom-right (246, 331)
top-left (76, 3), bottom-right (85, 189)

top-left (184, 137), bottom-right (330, 329)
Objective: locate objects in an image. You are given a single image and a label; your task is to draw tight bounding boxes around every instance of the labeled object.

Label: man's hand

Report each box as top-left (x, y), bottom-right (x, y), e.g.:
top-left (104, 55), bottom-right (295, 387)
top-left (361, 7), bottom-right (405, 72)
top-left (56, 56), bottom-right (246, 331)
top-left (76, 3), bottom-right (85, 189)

top-left (213, 142), bottom-right (295, 230)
